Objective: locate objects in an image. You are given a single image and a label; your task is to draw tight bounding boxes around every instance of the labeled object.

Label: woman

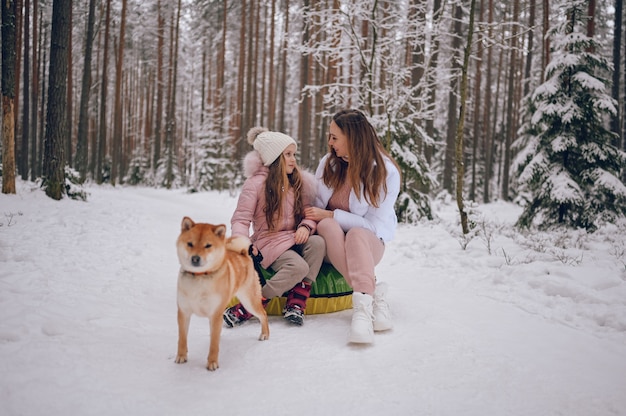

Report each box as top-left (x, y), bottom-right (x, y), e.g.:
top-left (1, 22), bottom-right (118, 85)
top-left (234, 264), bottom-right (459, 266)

top-left (225, 127), bottom-right (325, 326)
top-left (305, 109), bottom-right (400, 343)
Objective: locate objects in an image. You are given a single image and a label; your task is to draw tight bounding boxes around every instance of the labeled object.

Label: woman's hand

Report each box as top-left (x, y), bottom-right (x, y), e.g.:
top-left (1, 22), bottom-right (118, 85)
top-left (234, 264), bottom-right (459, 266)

top-left (294, 226), bottom-right (310, 245)
top-left (304, 207), bottom-right (333, 222)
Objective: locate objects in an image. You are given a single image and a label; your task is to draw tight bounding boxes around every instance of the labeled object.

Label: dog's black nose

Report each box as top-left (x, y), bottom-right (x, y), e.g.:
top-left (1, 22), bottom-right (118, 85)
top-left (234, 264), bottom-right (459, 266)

top-left (191, 255), bottom-right (201, 267)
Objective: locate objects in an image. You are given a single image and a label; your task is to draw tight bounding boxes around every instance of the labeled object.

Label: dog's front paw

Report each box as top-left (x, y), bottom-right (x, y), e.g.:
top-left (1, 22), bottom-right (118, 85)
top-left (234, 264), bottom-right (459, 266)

top-left (174, 354), bottom-right (188, 364)
top-left (206, 360), bottom-right (219, 371)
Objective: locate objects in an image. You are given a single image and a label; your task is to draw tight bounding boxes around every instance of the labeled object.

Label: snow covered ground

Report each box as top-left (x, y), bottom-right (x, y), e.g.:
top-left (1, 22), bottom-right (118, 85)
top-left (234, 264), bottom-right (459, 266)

top-left (1, 180), bottom-right (625, 416)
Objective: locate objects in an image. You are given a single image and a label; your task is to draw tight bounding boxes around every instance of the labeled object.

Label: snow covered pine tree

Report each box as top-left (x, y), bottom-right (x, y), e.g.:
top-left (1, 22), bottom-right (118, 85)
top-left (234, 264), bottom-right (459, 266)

top-left (516, 0), bottom-right (626, 231)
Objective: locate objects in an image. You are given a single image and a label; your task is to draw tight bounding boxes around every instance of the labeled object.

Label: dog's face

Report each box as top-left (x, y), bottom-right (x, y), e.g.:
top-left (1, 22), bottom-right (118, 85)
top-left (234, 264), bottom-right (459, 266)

top-left (176, 217), bottom-right (227, 273)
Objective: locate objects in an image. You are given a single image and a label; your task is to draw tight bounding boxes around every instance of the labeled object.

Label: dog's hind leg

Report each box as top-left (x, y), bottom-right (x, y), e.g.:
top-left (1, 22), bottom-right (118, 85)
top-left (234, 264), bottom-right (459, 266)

top-left (175, 307), bottom-right (191, 364)
top-left (239, 293), bottom-right (270, 341)
top-left (207, 312), bottom-right (224, 371)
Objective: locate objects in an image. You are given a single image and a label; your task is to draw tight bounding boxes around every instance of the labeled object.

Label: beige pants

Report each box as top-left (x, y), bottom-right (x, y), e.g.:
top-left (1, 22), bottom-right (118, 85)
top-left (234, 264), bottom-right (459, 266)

top-left (261, 235), bottom-right (325, 299)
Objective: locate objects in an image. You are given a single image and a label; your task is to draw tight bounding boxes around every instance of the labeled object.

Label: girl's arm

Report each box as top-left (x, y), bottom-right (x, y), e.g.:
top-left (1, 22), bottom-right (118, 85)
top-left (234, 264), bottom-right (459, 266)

top-left (230, 179), bottom-right (259, 237)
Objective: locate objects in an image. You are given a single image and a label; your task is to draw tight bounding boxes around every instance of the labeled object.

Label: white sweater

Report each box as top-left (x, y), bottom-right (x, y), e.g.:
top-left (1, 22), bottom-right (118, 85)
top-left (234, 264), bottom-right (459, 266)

top-left (313, 153), bottom-right (401, 242)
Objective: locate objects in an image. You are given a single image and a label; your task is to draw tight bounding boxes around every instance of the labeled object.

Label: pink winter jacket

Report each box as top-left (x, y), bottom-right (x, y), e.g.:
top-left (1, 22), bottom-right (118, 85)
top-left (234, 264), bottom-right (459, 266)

top-left (231, 151), bottom-right (318, 269)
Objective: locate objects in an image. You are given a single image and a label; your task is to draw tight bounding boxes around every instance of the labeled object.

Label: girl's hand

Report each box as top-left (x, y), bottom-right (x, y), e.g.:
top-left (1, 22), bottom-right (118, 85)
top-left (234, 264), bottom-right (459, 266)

top-left (304, 207), bottom-right (333, 222)
top-left (294, 226), bottom-right (310, 245)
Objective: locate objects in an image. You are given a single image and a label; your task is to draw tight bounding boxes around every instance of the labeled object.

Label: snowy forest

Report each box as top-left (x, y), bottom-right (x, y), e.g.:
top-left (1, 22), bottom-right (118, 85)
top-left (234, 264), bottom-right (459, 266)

top-left (1, 0), bottom-right (625, 230)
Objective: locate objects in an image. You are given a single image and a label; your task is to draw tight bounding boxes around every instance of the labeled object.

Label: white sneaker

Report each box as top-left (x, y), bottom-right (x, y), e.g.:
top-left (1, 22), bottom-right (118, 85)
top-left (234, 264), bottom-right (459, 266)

top-left (373, 282), bottom-right (393, 331)
top-left (348, 292), bottom-right (374, 344)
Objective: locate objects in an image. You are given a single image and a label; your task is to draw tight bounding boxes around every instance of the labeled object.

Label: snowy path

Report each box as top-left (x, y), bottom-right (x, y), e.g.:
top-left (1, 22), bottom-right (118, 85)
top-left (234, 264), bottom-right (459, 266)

top-left (1, 183), bottom-right (625, 415)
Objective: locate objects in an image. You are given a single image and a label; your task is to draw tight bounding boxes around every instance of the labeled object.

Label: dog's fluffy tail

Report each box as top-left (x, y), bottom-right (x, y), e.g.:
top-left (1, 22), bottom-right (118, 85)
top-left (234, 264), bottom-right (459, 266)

top-left (226, 235), bottom-right (251, 255)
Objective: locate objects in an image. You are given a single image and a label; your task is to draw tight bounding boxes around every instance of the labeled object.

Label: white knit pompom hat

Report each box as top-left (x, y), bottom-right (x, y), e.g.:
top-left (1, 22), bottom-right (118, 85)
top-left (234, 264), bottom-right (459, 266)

top-left (247, 126), bottom-right (297, 166)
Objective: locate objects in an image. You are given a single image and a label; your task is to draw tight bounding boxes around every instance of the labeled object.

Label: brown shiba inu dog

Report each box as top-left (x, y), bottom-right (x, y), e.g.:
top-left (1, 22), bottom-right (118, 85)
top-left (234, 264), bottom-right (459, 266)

top-left (175, 217), bottom-right (269, 371)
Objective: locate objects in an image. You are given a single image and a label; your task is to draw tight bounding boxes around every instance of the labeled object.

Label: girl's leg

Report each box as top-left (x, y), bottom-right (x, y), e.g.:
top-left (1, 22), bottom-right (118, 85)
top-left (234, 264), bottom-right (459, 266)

top-left (262, 250), bottom-right (308, 298)
top-left (299, 235), bottom-right (326, 283)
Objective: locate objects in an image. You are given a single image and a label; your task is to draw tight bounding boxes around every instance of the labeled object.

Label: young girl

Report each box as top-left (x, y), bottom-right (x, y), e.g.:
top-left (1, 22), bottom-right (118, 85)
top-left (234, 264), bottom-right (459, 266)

top-left (305, 109), bottom-right (401, 343)
top-left (224, 127), bottom-right (325, 326)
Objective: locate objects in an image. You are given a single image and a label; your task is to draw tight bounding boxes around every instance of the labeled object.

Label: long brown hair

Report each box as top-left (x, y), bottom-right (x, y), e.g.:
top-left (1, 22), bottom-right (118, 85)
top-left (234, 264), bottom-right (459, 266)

top-left (265, 154), bottom-right (304, 230)
top-left (322, 109), bottom-right (398, 207)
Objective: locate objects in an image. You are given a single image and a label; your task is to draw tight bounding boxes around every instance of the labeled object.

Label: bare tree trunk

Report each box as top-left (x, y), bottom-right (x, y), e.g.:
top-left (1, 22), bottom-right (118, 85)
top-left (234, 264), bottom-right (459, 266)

top-left (13, 0), bottom-right (21, 175)
top-left (251, 0), bottom-right (260, 128)
top-left (469, 0), bottom-right (484, 202)
top-left (482, 0), bottom-right (494, 203)
top-left (623, 11), bottom-right (626, 183)
top-left (243, 0), bottom-right (256, 136)
top-left (501, 0), bottom-right (520, 201)
top-left (424, 0), bottom-right (444, 164)
top-left (43, 0), bottom-right (71, 200)
top-left (153, 0), bottom-right (164, 172)
top-left (260, 4), bottom-right (268, 126)
top-left (443, 3), bottom-right (463, 194)
top-left (89, 4), bottom-right (102, 178)
top-left (409, 0), bottom-right (425, 106)
top-left (267, 0), bottom-right (276, 128)
top-left (96, 0), bottom-right (112, 184)
top-left (278, 0), bottom-right (290, 132)
top-left (586, 0), bottom-right (596, 52)
top-left (492, 40), bottom-right (505, 195)
top-left (123, 71), bottom-right (132, 177)
top-left (541, 0), bottom-right (550, 83)
top-left (232, 0), bottom-right (246, 153)
top-left (200, 43), bottom-right (206, 126)
top-left (216, 0), bottom-right (227, 134)
top-left (360, 8), bottom-right (371, 112)
top-left (523, 0), bottom-right (535, 97)
top-left (111, 0), bottom-right (127, 185)
top-left (311, 0), bottom-right (324, 166)
top-left (611, 0), bottom-right (622, 148)
top-left (65, 0), bottom-right (73, 167)
top-left (143, 70), bottom-right (153, 155)
top-left (324, 0), bottom-right (339, 114)
top-left (76, 0), bottom-right (96, 181)
top-left (37, 17), bottom-right (47, 179)
top-left (164, 0), bottom-right (181, 188)
top-left (29, 0), bottom-right (39, 181)
top-left (408, 0), bottom-right (427, 153)
top-left (378, 3), bottom-right (389, 119)
top-left (298, 0), bottom-right (311, 166)
top-left (456, 0), bottom-right (477, 234)
top-left (1, 0), bottom-right (17, 194)
top-left (21, 0), bottom-right (30, 180)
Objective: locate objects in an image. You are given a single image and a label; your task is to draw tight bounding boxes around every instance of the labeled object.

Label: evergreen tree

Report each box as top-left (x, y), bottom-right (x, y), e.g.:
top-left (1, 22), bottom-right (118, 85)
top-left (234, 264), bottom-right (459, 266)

top-left (516, 0), bottom-right (626, 231)
top-left (192, 131), bottom-right (239, 193)
top-left (391, 126), bottom-right (434, 223)
top-left (125, 149), bottom-right (150, 186)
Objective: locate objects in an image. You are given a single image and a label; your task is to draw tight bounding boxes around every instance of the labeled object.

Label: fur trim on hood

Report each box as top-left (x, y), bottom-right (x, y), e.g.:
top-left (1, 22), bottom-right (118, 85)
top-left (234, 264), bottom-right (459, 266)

top-left (243, 151), bottom-right (266, 179)
top-left (242, 151), bottom-right (317, 201)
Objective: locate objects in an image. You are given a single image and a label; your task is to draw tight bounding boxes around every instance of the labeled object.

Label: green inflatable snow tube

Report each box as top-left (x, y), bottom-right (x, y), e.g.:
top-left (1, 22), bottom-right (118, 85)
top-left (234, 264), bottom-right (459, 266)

top-left (230, 262), bottom-right (353, 315)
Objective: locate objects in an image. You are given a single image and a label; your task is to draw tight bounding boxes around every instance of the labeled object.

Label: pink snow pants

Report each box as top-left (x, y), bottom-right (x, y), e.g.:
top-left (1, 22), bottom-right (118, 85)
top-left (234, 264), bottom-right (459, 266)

top-left (316, 217), bottom-right (385, 295)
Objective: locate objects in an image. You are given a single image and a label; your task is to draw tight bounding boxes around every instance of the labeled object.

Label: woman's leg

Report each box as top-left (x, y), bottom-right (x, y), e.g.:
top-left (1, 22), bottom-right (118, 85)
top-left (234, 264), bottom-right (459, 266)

top-left (317, 218), bottom-right (384, 295)
top-left (316, 218), bottom-right (349, 276)
top-left (345, 231), bottom-right (384, 343)
top-left (344, 228), bottom-right (385, 295)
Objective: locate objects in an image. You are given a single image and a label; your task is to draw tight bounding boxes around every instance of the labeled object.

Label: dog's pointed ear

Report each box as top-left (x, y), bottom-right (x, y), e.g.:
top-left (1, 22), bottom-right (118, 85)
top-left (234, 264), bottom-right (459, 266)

top-left (214, 224), bottom-right (227, 239)
top-left (181, 217), bottom-right (195, 232)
